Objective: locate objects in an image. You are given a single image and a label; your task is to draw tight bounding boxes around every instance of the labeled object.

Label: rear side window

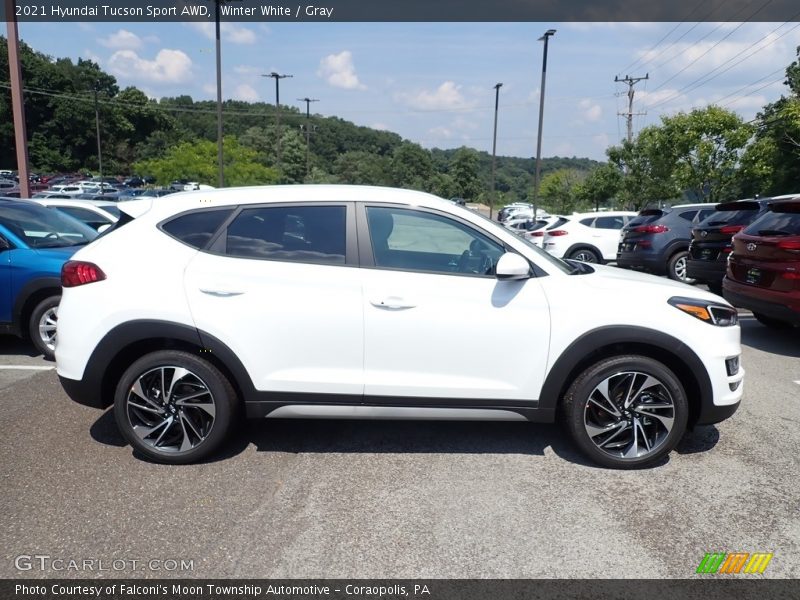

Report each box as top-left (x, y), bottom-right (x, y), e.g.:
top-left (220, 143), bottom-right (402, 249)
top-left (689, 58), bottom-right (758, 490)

top-left (594, 215), bottom-right (626, 229)
top-left (547, 217), bottom-right (569, 230)
top-left (677, 210), bottom-right (699, 222)
top-left (579, 217), bottom-right (595, 226)
top-left (162, 208), bottom-right (233, 249)
top-left (224, 205), bottom-right (346, 265)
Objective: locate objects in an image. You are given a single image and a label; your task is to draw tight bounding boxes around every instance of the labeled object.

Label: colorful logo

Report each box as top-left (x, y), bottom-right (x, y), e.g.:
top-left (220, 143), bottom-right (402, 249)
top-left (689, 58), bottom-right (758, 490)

top-left (697, 552), bottom-right (773, 574)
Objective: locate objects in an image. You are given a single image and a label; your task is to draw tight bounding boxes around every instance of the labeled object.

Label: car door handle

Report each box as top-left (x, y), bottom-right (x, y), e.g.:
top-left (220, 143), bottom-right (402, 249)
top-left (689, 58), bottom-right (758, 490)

top-left (199, 288), bottom-right (245, 297)
top-left (370, 297), bottom-right (416, 310)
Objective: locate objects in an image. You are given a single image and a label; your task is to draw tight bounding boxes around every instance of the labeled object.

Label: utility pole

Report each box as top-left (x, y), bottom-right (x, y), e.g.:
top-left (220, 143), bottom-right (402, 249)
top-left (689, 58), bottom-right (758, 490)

top-left (263, 72), bottom-right (293, 174)
top-left (533, 29), bottom-right (556, 222)
top-left (92, 82), bottom-right (103, 183)
top-left (490, 83), bottom-right (503, 220)
top-left (297, 97), bottom-right (319, 178)
top-left (5, 0), bottom-right (30, 198)
top-left (214, 0), bottom-right (224, 187)
top-left (615, 74), bottom-right (649, 144)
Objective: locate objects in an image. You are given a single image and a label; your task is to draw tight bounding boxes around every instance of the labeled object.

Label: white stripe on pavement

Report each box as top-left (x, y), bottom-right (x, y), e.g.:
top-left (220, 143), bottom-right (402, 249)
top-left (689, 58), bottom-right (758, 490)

top-left (0, 365), bottom-right (55, 371)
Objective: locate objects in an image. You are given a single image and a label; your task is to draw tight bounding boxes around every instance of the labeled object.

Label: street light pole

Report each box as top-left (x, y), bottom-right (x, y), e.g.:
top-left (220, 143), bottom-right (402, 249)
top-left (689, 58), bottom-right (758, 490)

top-left (490, 83), bottom-right (503, 220)
top-left (93, 82), bottom-right (103, 183)
top-left (5, 0), bottom-right (30, 198)
top-left (298, 97), bottom-right (319, 178)
top-left (533, 29), bottom-right (556, 221)
top-left (263, 72), bottom-right (293, 174)
top-left (214, 0), bottom-right (224, 187)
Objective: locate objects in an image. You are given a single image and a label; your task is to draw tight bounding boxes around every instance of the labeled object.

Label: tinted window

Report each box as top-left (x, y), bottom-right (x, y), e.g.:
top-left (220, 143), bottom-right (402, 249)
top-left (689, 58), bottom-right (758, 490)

top-left (678, 210), bottom-right (699, 222)
top-left (594, 216), bottom-right (626, 229)
top-left (224, 205), bottom-right (346, 264)
top-left (697, 209), bottom-right (716, 221)
top-left (162, 208), bottom-right (233, 249)
top-left (366, 206), bottom-right (504, 276)
top-left (579, 217), bottom-right (595, 227)
top-left (744, 211), bottom-right (800, 236)
top-left (547, 217), bottom-right (569, 230)
top-left (0, 203), bottom-right (97, 248)
top-left (701, 203), bottom-right (762, 227)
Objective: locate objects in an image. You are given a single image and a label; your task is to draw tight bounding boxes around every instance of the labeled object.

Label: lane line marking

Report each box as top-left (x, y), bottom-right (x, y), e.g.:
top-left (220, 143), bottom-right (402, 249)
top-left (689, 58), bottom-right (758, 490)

top-left (0, 365), bottom-right (55, 371)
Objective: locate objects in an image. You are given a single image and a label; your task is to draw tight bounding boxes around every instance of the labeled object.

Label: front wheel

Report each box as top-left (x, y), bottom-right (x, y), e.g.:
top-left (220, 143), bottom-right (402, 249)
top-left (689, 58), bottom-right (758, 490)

top-left (113, 350), bottom-right (237, 464)
top-left (28, 295), bottom-right (60, 360)
top-left (562, 355), bottom-right (689, 469)
top-left (667, 250), bottom-right (696, 284)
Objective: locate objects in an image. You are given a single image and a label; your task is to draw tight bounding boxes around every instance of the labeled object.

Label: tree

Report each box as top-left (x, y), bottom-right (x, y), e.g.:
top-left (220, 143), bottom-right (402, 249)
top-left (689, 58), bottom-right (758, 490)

top-left (449, 147), bottom-right (482, 200)
top-left (390, 142), bottom-right (434, 190)
top-left (334, 151), bottom-right (391, 185)
top-left (278, 128), bottom-right (307, 184)
top-left (575, 164), bottom-right (622, 211)
top-left (133, 137), bottom-right (278, 186)
top-left (538, 169), bottom-right (585, 214)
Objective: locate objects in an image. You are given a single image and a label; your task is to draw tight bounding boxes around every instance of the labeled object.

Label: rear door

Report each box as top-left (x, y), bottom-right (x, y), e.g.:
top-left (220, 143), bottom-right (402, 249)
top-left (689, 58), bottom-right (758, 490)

top-left (183, 202), bottom-right (364, 396)
top-left (591, 215), bottom-right (630, 260)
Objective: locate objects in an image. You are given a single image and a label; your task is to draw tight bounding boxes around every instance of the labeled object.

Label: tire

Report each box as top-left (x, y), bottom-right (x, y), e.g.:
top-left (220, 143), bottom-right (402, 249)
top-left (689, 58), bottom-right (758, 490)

top-left (753, 312), bottom-right (794, 330)
top-left (667, 250), bottom-right (696, 284)
top-left (567, 248), bottom-right (602, 264)
top-left (561, 355), bottom-right (689, 469)
top-left (28, 295), bottom-right (60, 360)
top-left (113, 350), bottom-right (237, 464)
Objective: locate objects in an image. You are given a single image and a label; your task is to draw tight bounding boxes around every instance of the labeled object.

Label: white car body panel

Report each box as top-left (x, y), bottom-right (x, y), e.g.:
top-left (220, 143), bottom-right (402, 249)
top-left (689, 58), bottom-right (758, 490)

top-left (543, 211), bottom-right (637, 262)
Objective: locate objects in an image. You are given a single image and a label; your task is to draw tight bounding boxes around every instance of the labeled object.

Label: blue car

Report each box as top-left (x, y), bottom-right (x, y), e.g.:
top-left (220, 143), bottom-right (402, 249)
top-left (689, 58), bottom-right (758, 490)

top-left (0, 199), bottom-right (98, 359)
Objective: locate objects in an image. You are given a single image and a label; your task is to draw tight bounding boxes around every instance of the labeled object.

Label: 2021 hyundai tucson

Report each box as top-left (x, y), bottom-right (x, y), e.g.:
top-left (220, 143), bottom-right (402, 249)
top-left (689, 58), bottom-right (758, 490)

top-left (55, 186), bottom-right (744, 468)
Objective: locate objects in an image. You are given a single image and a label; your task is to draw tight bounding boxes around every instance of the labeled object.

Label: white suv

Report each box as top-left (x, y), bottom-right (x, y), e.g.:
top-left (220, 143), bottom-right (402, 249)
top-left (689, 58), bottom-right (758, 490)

top-left (543, 211), bottom-right (637, 263)
top-left (56, 186), bottom-right (743, 468)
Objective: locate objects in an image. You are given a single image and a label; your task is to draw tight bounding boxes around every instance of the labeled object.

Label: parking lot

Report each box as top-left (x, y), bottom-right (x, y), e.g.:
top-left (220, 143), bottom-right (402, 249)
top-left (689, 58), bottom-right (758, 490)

top-left (0, 315), bottom-right (798, 579)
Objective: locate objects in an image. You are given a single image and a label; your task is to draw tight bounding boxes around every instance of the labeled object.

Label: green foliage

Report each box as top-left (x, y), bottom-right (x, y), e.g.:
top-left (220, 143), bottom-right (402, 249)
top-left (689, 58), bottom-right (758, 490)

top-left (538, 169), bottom-right (586, 214)
top-left (133, 137), bottom-right (278, 186)
top-left (449, 147), bottom-right (482, 200)
top-left (575, 163), bottom-right (622, 211)
top-left (390, 142), bottom-right (434, 190)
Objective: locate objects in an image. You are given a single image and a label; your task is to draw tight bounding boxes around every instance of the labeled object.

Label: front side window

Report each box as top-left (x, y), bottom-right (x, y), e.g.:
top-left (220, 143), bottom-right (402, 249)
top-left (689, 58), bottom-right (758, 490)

top-left (366, 206), bottom-right (504, 276)
top-left (224, 205), bottom-right (346, 265)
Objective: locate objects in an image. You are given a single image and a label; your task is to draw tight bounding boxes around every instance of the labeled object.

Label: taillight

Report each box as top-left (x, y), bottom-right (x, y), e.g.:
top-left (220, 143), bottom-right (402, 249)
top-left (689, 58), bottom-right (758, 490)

top-left (634, 225), bottom-right (669, 233)
top-left (777, 240), bottom-right (800, 251)
top-left (548, 230), bottom-right (568, 236)
top-left (722, 247), bottom-right (732, 254)
top-left (720, 225), bottom-right (744, 235)
top-left (780, 272), bottom-right (800, 280)
top-left (62, 261), bottom-right (106, 287)
top-left (531, 231), bottom-right (545, 237)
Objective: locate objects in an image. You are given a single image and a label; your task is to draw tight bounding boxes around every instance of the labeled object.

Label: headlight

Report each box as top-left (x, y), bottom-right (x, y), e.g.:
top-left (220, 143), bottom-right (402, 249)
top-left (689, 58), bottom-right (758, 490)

top-left (668, 296), bottom-right (739, 326)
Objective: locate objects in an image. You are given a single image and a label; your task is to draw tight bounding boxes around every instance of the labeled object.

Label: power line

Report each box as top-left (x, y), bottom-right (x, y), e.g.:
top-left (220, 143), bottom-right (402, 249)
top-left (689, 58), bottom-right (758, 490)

top-left (714, 67), bottom-right (786, 107)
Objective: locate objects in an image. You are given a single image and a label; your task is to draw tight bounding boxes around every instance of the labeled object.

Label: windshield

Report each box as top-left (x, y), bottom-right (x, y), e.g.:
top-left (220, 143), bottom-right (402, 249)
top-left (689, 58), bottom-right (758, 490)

top-left (0, 203), bottom-right (98, 248)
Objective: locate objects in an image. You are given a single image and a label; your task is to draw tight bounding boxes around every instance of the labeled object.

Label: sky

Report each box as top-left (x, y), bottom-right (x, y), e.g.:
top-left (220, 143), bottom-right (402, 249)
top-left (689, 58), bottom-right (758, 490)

top-left (14, 20), bottom-right (800, 161)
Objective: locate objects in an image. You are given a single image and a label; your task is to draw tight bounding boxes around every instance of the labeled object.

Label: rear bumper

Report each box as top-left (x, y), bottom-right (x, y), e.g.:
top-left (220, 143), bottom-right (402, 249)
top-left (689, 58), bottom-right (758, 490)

top-left (723, 280), bottom-right (800, 326)
top-left (616, 252), bottom-right (665, 274)
top-left (686, 259), bottom-right (725, 284)
top-left (59, 374), bottom-right (107, 409)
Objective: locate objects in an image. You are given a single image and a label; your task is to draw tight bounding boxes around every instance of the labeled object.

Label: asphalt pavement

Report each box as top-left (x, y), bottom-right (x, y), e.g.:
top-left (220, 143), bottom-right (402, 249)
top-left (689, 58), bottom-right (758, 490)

top-left (0, 316), bottom-right (798, 579)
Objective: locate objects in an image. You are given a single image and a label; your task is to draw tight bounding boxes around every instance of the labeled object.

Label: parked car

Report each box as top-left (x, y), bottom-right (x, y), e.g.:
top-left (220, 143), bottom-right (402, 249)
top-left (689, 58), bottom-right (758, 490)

top-left (32, 191), bottom-right (73, 199)
top-left (521, 218), bottom-right (559, 247)
top-left (723, 198), bottom-right (800, 329)
top-left (542, 211), bottom-right (637, 264)
top-left (686, 197), bottom-right (798, 294)
top-left (138, 188), bottom-right (175, 198)
top-left (33, 198), bottom-right (120, 231)
top-left (123, 176), bottom-right (144, 188)
top-left (56, 185), bottom-right (742, 468)
top-left (617, 203), bottom-right (718, 282)
top-left (0, 198), bottom-right (98, 358)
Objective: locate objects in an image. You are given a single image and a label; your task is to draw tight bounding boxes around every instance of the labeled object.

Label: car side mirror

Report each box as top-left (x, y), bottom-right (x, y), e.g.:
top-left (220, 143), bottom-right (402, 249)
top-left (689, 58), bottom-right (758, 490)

top-left (495, 252), bottom-right (530, 280)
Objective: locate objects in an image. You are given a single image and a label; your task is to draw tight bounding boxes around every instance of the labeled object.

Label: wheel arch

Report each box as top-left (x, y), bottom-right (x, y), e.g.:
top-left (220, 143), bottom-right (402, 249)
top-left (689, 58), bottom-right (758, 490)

top-left (539, 326), bottom-right (711, 426)
top-left (73, 320), bottom-right (255, 409)
top-left (564, 243), bottom-right (604, 263)
top-left (13, 277), bottom-right (61, 338)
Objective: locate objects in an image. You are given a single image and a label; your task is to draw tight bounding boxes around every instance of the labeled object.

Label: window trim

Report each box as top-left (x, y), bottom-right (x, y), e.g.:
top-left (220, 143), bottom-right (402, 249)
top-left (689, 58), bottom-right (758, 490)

top-left (356, 202), bottom-right (528, 278)
top-left (204, 201), bottom-right (358, 267)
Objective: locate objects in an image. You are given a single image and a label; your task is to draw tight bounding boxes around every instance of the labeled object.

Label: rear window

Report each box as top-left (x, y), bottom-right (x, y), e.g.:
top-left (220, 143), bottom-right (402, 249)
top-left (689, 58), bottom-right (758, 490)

top-left (161, 208), bottom-right (233, 249)
top-left (547, 217), bottom-right (569, 230)
top-left (628, 212), bottom-right (663, 227)
top-left (700, 202), bottom-right (763, 227)
top-left (744, 209), bottom-right (800, 236)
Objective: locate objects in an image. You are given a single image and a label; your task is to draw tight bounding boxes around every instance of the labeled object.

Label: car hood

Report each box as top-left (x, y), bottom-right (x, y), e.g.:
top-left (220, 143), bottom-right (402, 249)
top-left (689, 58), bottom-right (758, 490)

top-left (582, 263), bottom-right (729, 305)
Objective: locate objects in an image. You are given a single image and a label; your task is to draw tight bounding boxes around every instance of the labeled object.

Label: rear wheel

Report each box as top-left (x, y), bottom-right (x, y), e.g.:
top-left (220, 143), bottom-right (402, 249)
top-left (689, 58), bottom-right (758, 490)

top-left (113, 350), bottom-right (237, 464)
top-left (567, 248), bottom-right (602, 264)
top-left (667, 250), bottom-right (696, 284)
top-left (28, 295), bottom-right (59, 360)
top-left (562, 355), bottom-right (689, 469)
top-left (753, 312), bottom-right (794, 329)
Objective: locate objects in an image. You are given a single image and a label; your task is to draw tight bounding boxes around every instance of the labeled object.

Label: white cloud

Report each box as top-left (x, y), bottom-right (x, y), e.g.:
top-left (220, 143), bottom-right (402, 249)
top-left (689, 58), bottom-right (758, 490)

top-left (579, 98), bottom-right (602, 122)
top-left (233, 65), bottom-right (262, 77)
top-left (108, 49), bottom-right (193, 84)
top-left (318, 51), bottom-right (365, 90)
top-left (400, 81), bottom-right (474, 111)
top-left (372, 122), bottom-right (389, 131)
top-left (83, 49), bottom-right (103, 65)
top-left (187, 22), bottom-right (257, 45)
top-left (233, 84), bottom-right (259, 102)
top-left (427, 126), bottom-right (453, 140)
top-left (99, 29), bottom-right (143, 50)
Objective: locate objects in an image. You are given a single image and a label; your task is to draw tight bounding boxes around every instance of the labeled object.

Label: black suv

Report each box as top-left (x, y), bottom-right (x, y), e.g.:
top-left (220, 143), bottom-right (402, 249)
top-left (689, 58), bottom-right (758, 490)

top-left (687, 198), bottom-right (775, 294)
top-left (617, 203), bottom-right (717, 282)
